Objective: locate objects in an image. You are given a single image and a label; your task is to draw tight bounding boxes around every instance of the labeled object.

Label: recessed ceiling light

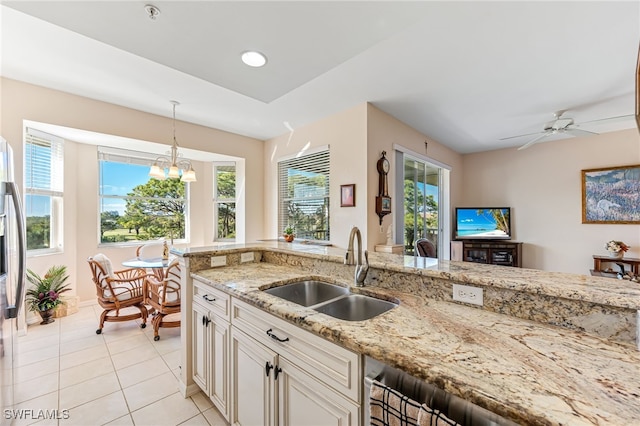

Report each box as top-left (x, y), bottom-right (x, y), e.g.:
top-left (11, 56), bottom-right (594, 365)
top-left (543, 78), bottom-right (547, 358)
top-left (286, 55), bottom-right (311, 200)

top-left (241, 51), bottom-right (267, 68)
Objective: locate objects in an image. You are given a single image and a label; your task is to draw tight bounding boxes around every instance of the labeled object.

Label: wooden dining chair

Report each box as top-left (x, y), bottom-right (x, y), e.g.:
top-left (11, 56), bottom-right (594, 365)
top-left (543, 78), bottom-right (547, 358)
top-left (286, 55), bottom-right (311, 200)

top-left (87, 253), bottom-right (149, 334)
top-left (145, 258), bottom-right (181, 341)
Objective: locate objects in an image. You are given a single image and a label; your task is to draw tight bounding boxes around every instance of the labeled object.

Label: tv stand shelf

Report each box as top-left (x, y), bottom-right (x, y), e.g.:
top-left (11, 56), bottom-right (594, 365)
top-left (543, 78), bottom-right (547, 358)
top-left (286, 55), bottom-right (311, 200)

top-left (451, 240), bottom-right (522, 268)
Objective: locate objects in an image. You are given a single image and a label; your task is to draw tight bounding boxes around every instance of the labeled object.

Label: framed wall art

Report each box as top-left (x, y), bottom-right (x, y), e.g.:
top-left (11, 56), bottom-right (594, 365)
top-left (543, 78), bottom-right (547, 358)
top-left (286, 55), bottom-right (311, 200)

top-left (340, 184), bottom-right (355, 207)
top-left (582, 164), bottom-right (640, 224)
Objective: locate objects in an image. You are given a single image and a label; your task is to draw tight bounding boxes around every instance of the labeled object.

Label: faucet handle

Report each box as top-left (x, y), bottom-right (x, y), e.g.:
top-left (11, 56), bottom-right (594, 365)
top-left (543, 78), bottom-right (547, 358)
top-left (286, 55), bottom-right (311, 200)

top-left (363, 250), bottom-right (369, 265)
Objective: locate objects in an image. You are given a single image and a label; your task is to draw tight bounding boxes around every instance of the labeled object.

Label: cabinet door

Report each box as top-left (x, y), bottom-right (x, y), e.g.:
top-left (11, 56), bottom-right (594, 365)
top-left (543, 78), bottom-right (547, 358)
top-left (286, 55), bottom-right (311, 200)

top-left (210, 316), bottom-right (230, 420)
top-left (231, 329), bottom-right (277, 426)
top-left (278, 357), bottom-right (359, 426)
top-left (192, 302), bottom-right (210, 393)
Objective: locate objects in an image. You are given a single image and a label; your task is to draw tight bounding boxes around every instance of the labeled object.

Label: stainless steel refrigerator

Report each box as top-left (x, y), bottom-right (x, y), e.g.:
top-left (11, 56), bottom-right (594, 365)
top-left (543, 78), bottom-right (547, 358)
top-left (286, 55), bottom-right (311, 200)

top-left (0, 137), bottom-right (26, 418)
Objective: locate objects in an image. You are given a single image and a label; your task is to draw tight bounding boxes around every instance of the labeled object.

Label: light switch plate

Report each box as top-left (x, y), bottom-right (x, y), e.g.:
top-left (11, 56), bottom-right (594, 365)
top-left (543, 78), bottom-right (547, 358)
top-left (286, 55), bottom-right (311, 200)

top-left (241, 252), bottom-right (254, 263)
top-left (210, 256), bottom-right (226, 268)
top-left (452, 284), bottom-right (483, 306)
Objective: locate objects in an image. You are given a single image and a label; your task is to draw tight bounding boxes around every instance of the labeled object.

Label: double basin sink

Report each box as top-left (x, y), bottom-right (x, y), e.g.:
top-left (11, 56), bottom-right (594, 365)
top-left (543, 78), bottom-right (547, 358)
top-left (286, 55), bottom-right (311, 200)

top-left (264, 280), bottom-right (397, 321)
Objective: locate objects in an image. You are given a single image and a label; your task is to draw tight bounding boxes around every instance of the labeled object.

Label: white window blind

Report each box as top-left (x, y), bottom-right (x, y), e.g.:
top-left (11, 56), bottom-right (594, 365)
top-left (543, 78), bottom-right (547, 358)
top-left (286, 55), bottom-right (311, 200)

top-left (278, 149), bottom-right (330, 241)
top-left (25, 128), bottom-right (64, 196)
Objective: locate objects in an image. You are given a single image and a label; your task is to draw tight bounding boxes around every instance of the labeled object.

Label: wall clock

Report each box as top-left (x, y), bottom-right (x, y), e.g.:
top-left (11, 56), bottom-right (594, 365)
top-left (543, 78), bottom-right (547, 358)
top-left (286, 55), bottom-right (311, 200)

top-left (375, 151), bottom-right (391, 225)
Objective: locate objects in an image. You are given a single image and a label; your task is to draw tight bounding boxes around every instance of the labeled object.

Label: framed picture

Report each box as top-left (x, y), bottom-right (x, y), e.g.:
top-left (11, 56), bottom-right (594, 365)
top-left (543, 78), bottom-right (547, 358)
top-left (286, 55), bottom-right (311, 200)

top-left (340, 184), bottom-right (355, 207)
top-left (582, 164), bottom-right (640, 224)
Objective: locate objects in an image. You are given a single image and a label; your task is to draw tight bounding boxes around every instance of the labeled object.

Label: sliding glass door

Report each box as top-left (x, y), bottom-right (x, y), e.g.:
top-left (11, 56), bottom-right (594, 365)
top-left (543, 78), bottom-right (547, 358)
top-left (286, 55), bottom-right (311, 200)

top-left (400, 154), bottom-right (442, 256)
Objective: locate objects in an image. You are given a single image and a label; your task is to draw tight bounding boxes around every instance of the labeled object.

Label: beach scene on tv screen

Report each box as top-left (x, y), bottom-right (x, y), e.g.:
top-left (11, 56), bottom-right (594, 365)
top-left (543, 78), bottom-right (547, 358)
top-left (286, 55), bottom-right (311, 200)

top-left (457, 208), bottom-right (510, 238)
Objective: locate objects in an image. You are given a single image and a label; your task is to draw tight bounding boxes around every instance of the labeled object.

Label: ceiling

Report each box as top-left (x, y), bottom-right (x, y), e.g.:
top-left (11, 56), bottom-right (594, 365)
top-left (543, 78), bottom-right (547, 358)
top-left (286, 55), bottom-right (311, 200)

top-left (1, 1), bottom-right (639, 154)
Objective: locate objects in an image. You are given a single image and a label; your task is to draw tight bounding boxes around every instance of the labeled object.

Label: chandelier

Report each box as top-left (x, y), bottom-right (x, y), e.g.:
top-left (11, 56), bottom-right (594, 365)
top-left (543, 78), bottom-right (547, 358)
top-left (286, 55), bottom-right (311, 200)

top-left (149, 100), bottom-right (197, 182)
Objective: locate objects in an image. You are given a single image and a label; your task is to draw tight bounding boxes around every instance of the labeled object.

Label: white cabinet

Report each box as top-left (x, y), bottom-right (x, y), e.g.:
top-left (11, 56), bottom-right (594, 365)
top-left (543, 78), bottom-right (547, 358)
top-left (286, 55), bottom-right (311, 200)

top-left (231, 328), bottom-right (277, 426)
top-left (230, 298), bottom-right (361, 426)
top-left (191, 279), bottom-right (231, 421)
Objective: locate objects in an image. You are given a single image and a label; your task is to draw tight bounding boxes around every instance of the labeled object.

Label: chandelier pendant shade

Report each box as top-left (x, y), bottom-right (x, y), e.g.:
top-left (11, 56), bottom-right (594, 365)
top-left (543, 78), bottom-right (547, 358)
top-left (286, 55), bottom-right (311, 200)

top-left (149, 100), bottom-right (197, 182)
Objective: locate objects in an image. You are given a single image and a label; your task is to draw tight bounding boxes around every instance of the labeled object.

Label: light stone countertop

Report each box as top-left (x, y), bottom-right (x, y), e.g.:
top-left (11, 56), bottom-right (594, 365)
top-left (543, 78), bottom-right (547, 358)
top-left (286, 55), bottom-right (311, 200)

top-left (176, 241), bottom-right (640, 310)
top-left (190, 257), bottom-right (640, 426)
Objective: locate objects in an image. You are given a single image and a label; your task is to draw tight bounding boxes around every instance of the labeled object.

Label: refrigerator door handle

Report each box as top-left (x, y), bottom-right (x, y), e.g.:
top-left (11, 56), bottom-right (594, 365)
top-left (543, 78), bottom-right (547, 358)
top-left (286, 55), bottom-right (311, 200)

top-left (5, 181), bottom-right (25, 319)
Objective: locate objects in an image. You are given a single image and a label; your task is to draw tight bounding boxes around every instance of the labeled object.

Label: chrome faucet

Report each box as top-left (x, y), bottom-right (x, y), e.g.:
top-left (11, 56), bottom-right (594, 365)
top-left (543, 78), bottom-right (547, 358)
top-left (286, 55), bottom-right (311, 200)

top-left (345, 227), bottom-right (369, 287)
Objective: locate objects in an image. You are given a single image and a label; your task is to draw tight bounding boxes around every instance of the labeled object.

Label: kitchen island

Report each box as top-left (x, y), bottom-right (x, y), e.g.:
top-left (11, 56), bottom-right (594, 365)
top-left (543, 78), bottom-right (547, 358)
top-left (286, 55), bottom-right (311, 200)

top-left (174, 242), bottom-right (640, 425)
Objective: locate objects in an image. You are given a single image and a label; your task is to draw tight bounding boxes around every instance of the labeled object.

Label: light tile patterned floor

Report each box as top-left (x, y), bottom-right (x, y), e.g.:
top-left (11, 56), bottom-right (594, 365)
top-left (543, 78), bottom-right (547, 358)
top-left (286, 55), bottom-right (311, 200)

top-left (14, 305), bottom-right (228, 426)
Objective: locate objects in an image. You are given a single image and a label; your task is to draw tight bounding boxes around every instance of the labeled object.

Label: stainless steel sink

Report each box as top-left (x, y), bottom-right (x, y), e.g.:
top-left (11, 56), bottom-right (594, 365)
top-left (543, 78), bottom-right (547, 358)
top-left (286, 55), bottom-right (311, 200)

top-left (263, 280), bottom-right (349, 307)
top-left (314, 294), bottom-right (397, 321)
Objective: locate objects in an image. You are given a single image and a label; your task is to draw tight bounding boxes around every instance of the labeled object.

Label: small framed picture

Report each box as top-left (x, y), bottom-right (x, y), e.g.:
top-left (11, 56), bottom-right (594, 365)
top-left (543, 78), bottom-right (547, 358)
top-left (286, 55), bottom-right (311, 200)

top-left (340, 184), bottom-right (356, 207)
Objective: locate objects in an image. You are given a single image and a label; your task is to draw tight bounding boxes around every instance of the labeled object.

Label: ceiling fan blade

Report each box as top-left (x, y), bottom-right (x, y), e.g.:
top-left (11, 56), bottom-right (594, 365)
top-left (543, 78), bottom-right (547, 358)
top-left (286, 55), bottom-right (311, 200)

top-left (499, 131), bottom-right (545, 141)
top-left (565, 128), bottom-right (598, 137)
top-left (578, 114), bottom-right (634, 125)
top-left (517, 132), bottom-right (551, 150)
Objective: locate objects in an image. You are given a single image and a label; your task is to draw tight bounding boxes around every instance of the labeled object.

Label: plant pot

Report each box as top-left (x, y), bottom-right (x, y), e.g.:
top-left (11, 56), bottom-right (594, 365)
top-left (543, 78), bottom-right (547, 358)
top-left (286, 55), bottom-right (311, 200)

top-left (38, 308), bottom-right (55, 325)
top-left (283, 234), bottom-right (294, 243)
top-left (608, 251), bottom-right (624, 259)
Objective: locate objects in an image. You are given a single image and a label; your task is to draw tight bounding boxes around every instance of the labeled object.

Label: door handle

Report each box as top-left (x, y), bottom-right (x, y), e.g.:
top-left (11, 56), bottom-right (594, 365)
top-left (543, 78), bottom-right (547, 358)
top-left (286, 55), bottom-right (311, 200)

top-left (203, 294), bottom-right (216, 302)
top-left (274, 366), bottom-right (282, 380)
top-left (265, 362), bottom-right (273, 377)
top-left (5, 182), bottom-right (25, 319)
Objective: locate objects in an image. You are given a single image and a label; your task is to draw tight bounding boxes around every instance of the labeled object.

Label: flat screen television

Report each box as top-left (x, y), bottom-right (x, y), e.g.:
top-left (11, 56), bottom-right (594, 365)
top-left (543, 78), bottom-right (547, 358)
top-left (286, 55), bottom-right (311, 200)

top-left (454, 207), bottom-right (511, 240)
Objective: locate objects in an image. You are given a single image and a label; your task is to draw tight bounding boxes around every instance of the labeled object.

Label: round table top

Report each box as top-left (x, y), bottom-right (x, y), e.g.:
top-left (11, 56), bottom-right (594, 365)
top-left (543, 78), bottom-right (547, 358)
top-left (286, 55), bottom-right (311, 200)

top-left (122, 257), bottom-right (170, 269)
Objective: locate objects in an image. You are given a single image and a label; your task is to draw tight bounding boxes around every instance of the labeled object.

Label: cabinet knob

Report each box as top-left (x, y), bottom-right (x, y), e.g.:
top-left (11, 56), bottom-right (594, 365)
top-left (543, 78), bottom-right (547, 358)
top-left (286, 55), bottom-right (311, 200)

top-left (265, 362), bottom-right (274, 377)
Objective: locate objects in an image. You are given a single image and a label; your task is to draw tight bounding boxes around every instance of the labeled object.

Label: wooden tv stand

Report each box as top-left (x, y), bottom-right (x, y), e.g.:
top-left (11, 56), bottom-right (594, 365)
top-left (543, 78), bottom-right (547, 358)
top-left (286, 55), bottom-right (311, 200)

top-left (451, 240), bottom-right (522, 267)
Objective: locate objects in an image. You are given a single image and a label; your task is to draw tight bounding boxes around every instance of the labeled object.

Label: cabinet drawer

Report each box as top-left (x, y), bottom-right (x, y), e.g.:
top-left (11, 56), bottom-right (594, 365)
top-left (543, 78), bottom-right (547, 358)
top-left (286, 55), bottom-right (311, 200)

top-left (232, 298), bottom-right (361, 403)
top-left (193, 278), bottom-right (230, 321)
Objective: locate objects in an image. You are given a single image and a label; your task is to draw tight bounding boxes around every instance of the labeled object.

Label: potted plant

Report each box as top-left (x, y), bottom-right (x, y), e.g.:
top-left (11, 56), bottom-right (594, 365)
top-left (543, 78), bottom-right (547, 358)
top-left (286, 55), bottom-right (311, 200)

top-left (283, 227), bottom-right (295, 243)
top-left (605, 240), bottom-right (629, 259)
top-left (25, 265), bottom-right (71, 325)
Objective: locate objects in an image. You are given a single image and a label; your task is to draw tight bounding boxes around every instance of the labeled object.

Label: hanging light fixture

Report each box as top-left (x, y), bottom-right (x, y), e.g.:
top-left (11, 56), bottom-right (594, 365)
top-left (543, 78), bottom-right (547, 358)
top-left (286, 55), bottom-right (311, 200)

top-left (149, 101), bottom-right (197, 182)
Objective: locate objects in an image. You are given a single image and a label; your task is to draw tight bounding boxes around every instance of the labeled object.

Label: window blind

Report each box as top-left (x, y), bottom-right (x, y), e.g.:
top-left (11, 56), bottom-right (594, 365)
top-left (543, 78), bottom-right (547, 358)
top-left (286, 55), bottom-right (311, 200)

top-left (278, 149), bottom-right (330, 240)
top-left (25, 128), bottom-right (64, 196)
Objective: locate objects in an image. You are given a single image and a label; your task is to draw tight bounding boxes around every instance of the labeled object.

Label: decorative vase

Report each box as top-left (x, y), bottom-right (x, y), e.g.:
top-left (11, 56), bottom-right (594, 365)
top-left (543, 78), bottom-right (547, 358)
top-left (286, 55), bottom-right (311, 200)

top-left (284, 234), bottom-right (294, 243)
top-left (38, 308), bottom-right (55, 325)
top-left (608, 251), bottom-right (624, 259)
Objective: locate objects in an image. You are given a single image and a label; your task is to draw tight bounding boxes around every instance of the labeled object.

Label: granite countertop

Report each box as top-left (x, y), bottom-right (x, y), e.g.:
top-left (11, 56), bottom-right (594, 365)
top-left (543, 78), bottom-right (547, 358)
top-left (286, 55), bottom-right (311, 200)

top-left (175, 241), bottom-right (640, 310)
top-left (191, 261), bottom-right (640, 426)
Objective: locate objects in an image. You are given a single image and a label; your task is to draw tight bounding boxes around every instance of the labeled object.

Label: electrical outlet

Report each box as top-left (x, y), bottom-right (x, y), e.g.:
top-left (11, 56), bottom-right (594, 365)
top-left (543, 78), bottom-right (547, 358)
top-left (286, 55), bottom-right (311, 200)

top-left (210, 256), bottom-right (226, 268)
top-left (452, 284), bottom-right (483, 306)
top-left (241, 252), bottom-right (254, 263)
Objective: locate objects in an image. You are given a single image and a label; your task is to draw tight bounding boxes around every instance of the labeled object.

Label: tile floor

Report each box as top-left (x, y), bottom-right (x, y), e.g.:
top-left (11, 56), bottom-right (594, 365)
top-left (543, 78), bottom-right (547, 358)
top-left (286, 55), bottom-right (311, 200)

top-left (14, 305), bottom-right (228, 426)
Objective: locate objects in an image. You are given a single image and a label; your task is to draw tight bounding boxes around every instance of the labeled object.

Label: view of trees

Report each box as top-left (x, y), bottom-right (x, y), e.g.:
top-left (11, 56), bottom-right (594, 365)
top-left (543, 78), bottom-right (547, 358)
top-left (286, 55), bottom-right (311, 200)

top-left (101, 178), bottom-right (186, 243)
top-left (216, 166), bottom-right (236, 239)
top-left (282, 173), bottom-right (329, 240)
top-left (403, 179), bottom-right (437, 254)
top-left (26, 216), bottom-right (50, 250)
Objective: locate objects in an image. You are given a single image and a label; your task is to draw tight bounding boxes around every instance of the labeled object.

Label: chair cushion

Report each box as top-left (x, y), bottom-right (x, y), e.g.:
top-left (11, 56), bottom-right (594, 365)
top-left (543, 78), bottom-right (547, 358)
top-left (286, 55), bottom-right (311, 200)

top-left (92, 253), bottom-right (114, 278)
top-left (104, 281), bottom-right (141, 301)
top-left (157, 258), bottom-right (181, 303)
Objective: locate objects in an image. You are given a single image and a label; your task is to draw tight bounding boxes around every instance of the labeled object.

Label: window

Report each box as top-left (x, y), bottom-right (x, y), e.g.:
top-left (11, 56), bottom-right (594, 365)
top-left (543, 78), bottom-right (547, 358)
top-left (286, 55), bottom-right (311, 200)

top-left (24, 128), bottom-right (64, 252)
top-left (278, 149), bottom-right (330, 241)
top-left (98, 147), bottom-right (189, 245)
top-left (213, 163), bottom-right (236, 241)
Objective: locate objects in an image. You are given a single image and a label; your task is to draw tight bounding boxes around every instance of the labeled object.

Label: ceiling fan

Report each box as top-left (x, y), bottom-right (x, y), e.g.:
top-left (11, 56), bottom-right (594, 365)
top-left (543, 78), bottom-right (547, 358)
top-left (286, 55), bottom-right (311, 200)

top-left (501, 110), bottom-right (632, 150)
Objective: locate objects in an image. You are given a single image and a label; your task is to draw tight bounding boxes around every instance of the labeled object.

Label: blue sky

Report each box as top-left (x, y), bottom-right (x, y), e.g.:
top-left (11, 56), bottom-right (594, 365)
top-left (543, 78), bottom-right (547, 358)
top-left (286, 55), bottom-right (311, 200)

top-left (100, 162), bottom-right (153, 214)
top-left (27, 161), bottom-right (155, 217)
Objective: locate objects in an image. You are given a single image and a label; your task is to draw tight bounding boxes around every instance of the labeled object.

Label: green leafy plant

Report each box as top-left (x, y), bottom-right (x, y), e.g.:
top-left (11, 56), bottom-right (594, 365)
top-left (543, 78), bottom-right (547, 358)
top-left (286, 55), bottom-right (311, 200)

top-left (283, 227), bottom-right (295, 236)
top-left (25, 266), bottom-right (71, 312)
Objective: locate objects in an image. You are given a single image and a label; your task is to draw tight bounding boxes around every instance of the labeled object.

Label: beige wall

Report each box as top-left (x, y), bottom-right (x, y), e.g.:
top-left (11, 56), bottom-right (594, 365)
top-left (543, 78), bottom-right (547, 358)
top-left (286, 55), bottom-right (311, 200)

top-left (366, 104), bottom-right (463, 250)
top-left (264, 103), bottom-right (368, 249)
top-left (1, 78), bottom-right (264, 303)
top-left (264, 103), bottom-right (464, 251)
top-left (461, 128), bottom-right (640, 274)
